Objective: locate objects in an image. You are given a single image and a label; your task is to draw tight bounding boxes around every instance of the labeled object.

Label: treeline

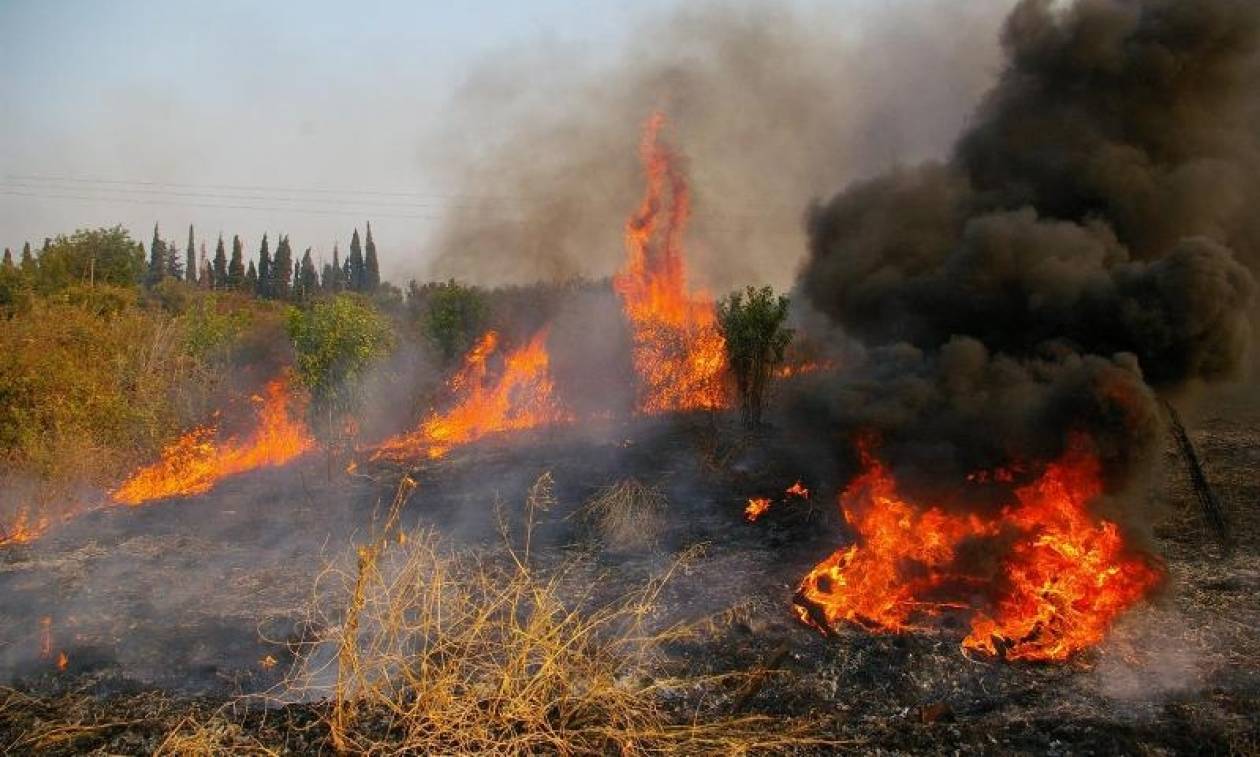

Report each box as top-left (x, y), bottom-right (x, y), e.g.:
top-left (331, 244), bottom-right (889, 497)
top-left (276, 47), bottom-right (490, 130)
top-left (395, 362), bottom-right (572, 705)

top-left (0, 222), bottom-right (390, 314)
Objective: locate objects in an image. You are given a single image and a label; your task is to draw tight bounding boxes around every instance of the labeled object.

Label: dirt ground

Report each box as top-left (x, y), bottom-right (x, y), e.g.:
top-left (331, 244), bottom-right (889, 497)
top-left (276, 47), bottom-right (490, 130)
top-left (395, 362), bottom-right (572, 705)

top-left (0, 384), bottom-right (1257, 755)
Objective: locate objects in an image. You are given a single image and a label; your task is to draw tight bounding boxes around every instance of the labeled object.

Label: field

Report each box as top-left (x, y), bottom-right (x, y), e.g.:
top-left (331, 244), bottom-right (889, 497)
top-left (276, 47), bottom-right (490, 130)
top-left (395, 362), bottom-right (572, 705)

top-left (1, 382), bottom-right (1256, 754)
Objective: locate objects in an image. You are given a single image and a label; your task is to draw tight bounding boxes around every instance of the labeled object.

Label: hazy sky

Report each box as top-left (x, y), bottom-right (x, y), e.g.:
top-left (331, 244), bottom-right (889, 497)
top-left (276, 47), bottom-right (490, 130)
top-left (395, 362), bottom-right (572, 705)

top-left (0, 0), bottom-right (991, 284)
top-left (0, 1), bottom-right (684, 279)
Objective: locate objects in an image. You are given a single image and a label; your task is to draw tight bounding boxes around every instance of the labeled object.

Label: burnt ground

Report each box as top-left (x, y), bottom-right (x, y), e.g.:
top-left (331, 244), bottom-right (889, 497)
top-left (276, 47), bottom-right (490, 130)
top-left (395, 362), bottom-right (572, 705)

top-left (1, 386), bottom-right (1258, 755)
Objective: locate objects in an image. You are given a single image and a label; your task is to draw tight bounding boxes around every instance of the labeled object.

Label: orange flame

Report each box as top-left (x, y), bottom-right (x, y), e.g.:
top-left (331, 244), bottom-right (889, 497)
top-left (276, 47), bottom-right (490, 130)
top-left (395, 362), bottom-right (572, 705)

top-left (785, 481), bottom-right (810, 499)
top-left (744, 497), bottom-right (773, 523)
top-left (794, 436), bottom-right (1162, 661)
top-left (613, 112), bottom-right (728, 414)
top-left (57, 651), bottom-right (68, 671)
top-left (0, 508), bottom-right (51, 548)
top-left (111, 375), bottom-right (315, 506)
top-left (373, 330), bottom-right (570, 462)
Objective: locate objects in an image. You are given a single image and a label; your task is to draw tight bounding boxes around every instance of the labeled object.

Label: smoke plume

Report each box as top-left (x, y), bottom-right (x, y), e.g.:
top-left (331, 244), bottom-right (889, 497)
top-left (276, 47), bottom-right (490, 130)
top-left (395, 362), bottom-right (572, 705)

top-left (798, 0), bottom-right (1258, 511)
top-left (418, 0), bottom-right (1012, 292)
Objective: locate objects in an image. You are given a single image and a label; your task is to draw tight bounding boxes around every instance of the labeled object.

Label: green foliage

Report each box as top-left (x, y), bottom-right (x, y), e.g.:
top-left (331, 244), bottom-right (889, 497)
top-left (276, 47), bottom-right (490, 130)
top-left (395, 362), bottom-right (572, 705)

top-left (287, 295), bottom-right (394, 432)
top-left (412, 279), bottom-right (488, 363)
top-left (178, 295), bottom-right (252, 361)
top-left (33, 227), bottom-right (145, 294)
top-left (717, 286), bottom-right (793, 428)
top-left (0, 262), bottom-right (33, 318)
top-left (0, 294), bottom-right (207, 484)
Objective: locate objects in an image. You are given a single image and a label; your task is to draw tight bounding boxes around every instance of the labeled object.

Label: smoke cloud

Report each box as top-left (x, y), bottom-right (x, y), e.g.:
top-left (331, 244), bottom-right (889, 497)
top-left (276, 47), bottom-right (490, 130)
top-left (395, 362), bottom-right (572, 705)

top-left (418, 0), bottom-right (1012, 292)
top-left (797, 0), bottom-right (1258, 508)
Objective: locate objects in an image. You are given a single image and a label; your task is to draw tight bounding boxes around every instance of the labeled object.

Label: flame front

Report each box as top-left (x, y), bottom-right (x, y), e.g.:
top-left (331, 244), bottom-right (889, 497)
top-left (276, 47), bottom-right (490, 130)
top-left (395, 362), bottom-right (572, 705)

top-left (613, 112), bottom-right (728, 414)
top-left (111, 375), bottom-right (315, 506)
top-left (372, 330), bottom-right (570, 462)
top-left (745, 497), bottom-right (772, 523)
top-left (794, 436), bottom-right (1162, 661)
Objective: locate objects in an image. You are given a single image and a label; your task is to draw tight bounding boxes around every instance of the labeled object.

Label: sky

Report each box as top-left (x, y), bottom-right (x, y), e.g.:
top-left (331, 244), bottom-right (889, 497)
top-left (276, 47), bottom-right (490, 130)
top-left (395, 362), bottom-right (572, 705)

top-left (0, 0), bottom-right (682, 280)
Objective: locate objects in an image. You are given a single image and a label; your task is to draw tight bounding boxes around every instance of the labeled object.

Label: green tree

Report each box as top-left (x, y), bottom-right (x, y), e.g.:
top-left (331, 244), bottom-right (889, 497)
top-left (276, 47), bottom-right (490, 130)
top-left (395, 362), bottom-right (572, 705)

top-left (347, 228), bottom-right (364, 292)
top-left (147, 223), bottom-right (167, 288)
top-left (2, 248), bottom-right (12, 270)
top-left (164, 238), bottom-right (183, 280)
top-left (716, 286), bottom-right (793, 429)
top-left (185, 225), bottom-right (197, 284)
top-left (416, 279), bottom-right (488, 363)
top-left (272, 235), bottom-right (293, 300)
top-left (245, 259), bottom-right (258, 291)
top-left (227, 235), bottom-right (245, 290)
top-left (287, 295), bottom-right (394, 460)
top-left (0, 252), bottom-right (31, 318)
top-left (35, 227), bottom-right (145, 293)
top-left (296, 247), bottom-right (319, 302)
top-left (19, 242), bottom-right (36, 277)
top-left (364, 221), bottom-right (381, 291)
top-left (212, 235), bottom-right (228, 289)
top-left (256, 233), bottom-right (272, 298)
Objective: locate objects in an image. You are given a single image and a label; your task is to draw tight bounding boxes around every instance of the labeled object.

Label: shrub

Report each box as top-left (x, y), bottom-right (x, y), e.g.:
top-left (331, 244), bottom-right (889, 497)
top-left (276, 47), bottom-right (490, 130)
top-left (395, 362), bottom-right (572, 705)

top-left (717, 286), bottom-right (793, 428)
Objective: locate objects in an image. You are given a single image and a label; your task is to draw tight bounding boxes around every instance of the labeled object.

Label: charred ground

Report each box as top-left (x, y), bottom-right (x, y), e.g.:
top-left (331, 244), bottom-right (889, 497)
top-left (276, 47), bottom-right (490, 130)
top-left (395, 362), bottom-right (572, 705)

top-left (1, 381), bottom-right (1256, 755)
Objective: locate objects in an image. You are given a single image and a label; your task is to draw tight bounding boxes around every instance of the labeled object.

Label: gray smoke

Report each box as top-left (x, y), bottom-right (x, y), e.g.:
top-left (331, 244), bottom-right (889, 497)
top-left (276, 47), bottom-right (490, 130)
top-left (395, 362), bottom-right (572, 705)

top-left (417, 0), bottom-right (1012, 293)
top-left (798, 0), bottom-right (1258, 509)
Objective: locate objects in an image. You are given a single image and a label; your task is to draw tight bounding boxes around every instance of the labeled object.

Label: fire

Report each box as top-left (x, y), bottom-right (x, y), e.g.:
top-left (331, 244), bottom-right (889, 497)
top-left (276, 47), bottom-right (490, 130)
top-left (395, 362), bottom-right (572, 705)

top-left (745, 497), bottom-right (772, 523)
top-left (794, 436), bottom-right (1162, 661)
top-left (786, 481), bottom-right (810, 499)
top-left (613, 112), bottom-right (728, 414)
top-left (111, 375), bottom-right (315, 506)
top-left (0, 508), bottom-right (51, 547)
top-left (373, 330), bottom-right (570, 462)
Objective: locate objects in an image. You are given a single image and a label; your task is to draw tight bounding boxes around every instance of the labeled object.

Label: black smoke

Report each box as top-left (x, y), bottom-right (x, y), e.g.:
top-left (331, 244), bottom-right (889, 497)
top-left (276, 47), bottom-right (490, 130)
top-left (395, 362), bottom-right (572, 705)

top-left (798, 0), bottom-right (1258, 513)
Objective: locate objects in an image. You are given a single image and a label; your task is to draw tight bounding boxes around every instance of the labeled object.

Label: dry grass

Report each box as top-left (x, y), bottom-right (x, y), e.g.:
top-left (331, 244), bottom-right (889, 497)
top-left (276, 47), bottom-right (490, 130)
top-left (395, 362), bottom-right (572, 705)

top-left (574, 477), bottom-right (669, 551)
top-left (281, 473), bottom-right (826, 755)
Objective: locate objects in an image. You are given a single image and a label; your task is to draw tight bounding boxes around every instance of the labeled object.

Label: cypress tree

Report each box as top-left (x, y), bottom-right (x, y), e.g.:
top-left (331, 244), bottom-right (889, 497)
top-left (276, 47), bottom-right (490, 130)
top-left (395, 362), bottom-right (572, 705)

top-left (199, 243), bottom-right (212, 289)
top-left (343, 257), bottom-right (352, 288)
top-left (165, 238), bottom-right (183, 280)
top-left (297, 247), bottom-right (319, 301)
top-left (245, 259), bottom-right (258, 291)
top-left (147, 223), bottom-right (166, 287)
top-left (348, 228), bottom-right (364, 292)
top-left (2, 248), bottom-right (13, 271)
top-left (19, 242), bottom-right (35, 276)
top-left (256, 233), bottom-right (272, 298)
top-left (228, 235), bottom-right (245, 290)
top-left (272, 235), bottom-right (293, 300)
top-left (364, 222), bottom-right (381, 291)
top-left (213, 235), bottom-right (228, 290)
top-left (321, 262), bottom-right (334, 291)
top-left (330, 243), bottom-right (342, 292)
top-left (185, 225), bottom-right (197, 283)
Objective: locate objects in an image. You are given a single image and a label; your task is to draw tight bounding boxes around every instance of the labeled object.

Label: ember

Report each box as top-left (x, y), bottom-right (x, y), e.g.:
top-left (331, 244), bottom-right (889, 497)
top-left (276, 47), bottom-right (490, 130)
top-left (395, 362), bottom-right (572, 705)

top-left (111, 375), bottom-right (315, 506)
top-left (795, 436), bottom-right (1163, 661)
top-left (744, 497), bottom-right (772, 523)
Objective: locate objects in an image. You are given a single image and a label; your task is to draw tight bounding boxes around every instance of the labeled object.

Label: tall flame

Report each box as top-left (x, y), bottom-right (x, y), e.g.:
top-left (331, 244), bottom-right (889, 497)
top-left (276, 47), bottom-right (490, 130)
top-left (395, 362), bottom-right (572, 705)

top-left (111, 375), bottom-right (315, 506)
top-left (372, 330), bottom-right (570, 462)
top-left (613, 112), bottom-right (728, 414)
top-left (794, 436), bottom-right (1162, 661)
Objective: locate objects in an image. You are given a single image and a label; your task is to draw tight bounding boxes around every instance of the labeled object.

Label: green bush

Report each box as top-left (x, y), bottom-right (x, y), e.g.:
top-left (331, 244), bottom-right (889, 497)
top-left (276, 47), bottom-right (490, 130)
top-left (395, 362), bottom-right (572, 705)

top-left (287, 294), bottom-right (394, 436)
top-left (717, 286), bottom-right (793, 428)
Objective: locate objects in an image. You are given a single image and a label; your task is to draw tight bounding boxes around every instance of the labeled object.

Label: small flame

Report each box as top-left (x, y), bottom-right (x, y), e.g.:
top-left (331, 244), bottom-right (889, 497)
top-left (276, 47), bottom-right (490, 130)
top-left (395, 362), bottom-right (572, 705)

top-left (786, 481), bottom-right (810, 499)
top-left (613, 112), bottom-right (728, 414)
top-left (0, 508), bottom-right (51, 548)
top-left (794, 435), bottom-right (1162, 661)
top-left (57, 651), bottom-right (68, 671)
top-left (373, 330), bottom-right (570, 461)
top-left (111, 375), bottom-right (314, 505)
top-left (744, 497), bottom-right (773, 523)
